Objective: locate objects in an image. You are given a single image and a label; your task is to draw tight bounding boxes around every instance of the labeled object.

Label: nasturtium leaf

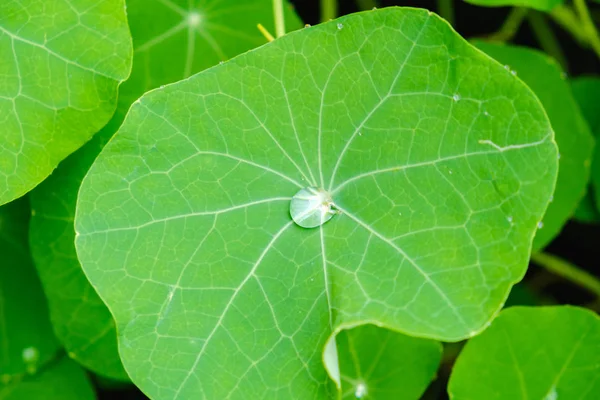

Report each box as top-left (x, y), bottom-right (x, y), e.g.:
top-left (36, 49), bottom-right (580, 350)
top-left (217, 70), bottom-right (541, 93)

top-left (571, 77), bottom-right (600, 220)
top-left (0, 0), bottom-right (132, 205)
top-left (75, 8), bottom-right (557, 398)
top-left (462, 0), bottom-right (563, 12)
top-left (29, 0), bottom-right (302, 381)
top-left (448, 306), bottom-right (600, 400)
top-left (0, 198), bottom-right (60, 378)
top-left (474, 42), bottom-right (594, 250)
top-left (337, 324), bottom-right (441, 399)
top-left (0, 358), bottom-right (96, 400)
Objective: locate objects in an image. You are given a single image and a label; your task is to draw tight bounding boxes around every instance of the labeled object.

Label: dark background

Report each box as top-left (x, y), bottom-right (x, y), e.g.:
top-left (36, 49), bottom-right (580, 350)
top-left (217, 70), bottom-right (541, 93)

top-left (99, 1), bottom-right (600, 399)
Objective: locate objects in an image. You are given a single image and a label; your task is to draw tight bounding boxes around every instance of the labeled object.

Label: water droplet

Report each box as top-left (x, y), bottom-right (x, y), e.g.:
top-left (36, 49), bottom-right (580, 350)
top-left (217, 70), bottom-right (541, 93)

top-left (549, 195), bottom-right (554, 202)
top-left (305, 24), bottom-right (311, 28)
top-left (219, 61), bottom-right (224, 65)
top-left (448, 169), bottom-right (453, 175)
top-left (355, 382), bottom-right (367, 398)
top-left (484, 111), bottom-right (490, 116)
top-left (504, 65), bottom-right (510, 70)
top-left (290, 187), bottom-right (337, 228)
top-left (511, 70), bottom-right (517, 76)
top-left (453, 94), bottom-right (460, 102)
top-left (507, 216), bottom-right (513, 223)
top-left (372, 7), bottom-right (377, 10)
top-left (557, 153), bottom-right (561, 160)
top-left (337, 23), bottom-right (343, 30)
top-left (537, 221), bottom-right (544, 229)
top-left (160, 85), bottom-right (165, 89)
top-left (22, 347), bottom-right (38, 363)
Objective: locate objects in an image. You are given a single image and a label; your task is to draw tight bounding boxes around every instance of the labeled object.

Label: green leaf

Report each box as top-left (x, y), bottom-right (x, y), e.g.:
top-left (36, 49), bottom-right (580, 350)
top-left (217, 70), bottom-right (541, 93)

top-left (0, 198), bottom-right (60, 378)
top-left (571, 77), bottom-right (600, 221)
top-left (337, 324), bottom-right (441, 399)
top-left (462, 0), bottom-right (563, 12)
top-left (474, 42), bottom-right (594, 250)
top-left (29, 0), bottom-right (302, 381)
top-left (0, 358), bottom-right (96, 400)
top-left (75, 8), bottom-right (557, 398)
top-left (448, 306), bottom-right (600, 400)
top-left (0, 0), bottom-right (132, 205)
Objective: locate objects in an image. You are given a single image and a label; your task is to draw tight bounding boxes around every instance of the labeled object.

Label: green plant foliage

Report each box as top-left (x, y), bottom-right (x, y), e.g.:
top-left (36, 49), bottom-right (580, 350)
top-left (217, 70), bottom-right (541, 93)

top-left (28, 0), bottom-right (302, 382)
top-left (337, 324), bottom-right (441, 399)
top-left (0, 0), bottom-right (132, 205)
top-left (0, 198), bottom-right (60, 378)
top-left (0, 358), bottom-right (96, 400)
top-left (462, 0), bottom-right (563, 12)
top-left (448, 306), bottom-right (600, 399)
top-left (75, 8), bottom-right (558, 398)
top-left (571, 77), bottom-right (600, 221)
top-left (474, 42), bottom-right (594, 249)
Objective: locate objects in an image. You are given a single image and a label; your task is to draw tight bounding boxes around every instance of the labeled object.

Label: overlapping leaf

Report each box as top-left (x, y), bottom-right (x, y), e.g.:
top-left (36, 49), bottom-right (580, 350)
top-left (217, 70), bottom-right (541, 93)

top-left (474, 42), bottom-right (594, 249)
top-left (448, 306), bottom-right (600, 399)
top-left (0, 198), bottom-right (60, 378)
top-left (571, 77), bottom-right (600, 221)
top-left (75, 8), bottom-right (557, 399)
top-left (337, 324), bottom-right (441, 399)
top-left (29, 0), bottom-right (302, 381)
top-left (0, 358), bottom-right (96, 400)
top-left (0, 0), bottom-right (132, 205)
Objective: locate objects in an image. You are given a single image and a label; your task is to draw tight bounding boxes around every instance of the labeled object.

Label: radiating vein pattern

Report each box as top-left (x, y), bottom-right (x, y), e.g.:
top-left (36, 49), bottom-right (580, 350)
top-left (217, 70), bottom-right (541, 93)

top-left (0, 0), bottom-right (131, 204)
top-left (75, 8), bottom-right (558, 399)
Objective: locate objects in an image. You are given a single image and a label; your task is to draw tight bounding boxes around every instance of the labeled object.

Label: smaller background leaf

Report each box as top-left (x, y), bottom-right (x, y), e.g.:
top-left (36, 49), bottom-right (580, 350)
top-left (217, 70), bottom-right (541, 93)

top-left (337, 324), bottom-right (441, 399)
top-left (474, 42), bottom-right (594, 250)
top-left (0, 198), bottom-right (60, 377)
top-left (448, 306), bottom-right (600, 400)
top-left (462, 0), bottom-right (563, 12)
top-left (571, 77), bottom-right (600, 219)
top-left (0, 357), bottom-right (96, 400)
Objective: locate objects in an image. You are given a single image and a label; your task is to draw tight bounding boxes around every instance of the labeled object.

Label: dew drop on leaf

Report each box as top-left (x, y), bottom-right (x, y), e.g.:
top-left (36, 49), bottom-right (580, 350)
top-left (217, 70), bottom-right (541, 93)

top-left (290, 187), bottom-right (337, 228)
top-left (453, 93), bottom-right (460, 101)
top-left (355, 382), bottom-right (367, 398)
top-left (537, 221), bottom-right (544, 229)
top-left (337, 23), bottom-right (344, 30)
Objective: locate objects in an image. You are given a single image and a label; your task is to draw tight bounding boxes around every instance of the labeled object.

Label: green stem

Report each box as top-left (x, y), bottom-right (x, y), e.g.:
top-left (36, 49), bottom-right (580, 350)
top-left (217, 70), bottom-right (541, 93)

top-left (551, 5), bottom-right (590, 47)
top-left (528, 11), bottom-right (568, 71)
top-left (272, 0), bottom-right (285, 38)
top-left (531, 252), bottom-right (600, 298)
top-left (437, 0), bottom-right (455, 26)
top-left (321, 0), bottom-right (338, 22)
top-left (574, 0), bottom-right (600, 59)
top-left (356, 0), bottom-right (377, 10)
top-left (488, 7), bottom-right (528, 43)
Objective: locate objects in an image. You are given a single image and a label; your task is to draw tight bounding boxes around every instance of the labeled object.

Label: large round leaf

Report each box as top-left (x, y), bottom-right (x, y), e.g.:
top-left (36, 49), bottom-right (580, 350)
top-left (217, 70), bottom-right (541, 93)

top-left (75, 8), bottom-right (557, 399)
top-left (28, 0), bottom-right (302, 381)
top-left (0, 0), bottom-right (132, 205)
top-left (448, 306), bottom-right (600, 399)
top-left (0, 198), bottom-right (60, 378)
top-left (474, 42), bottom-right (594, 249)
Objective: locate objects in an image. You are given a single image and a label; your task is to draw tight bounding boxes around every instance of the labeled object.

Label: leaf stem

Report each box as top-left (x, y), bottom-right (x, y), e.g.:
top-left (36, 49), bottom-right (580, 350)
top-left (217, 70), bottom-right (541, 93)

top-left (356, 0), bottom-right (377, 10)
top-left (573, 0), bottom-right (600, 59)
top-left (272, 0), bottom-right (285, 38)
top-left (257, 24), bottom-right (275, 42)
top-left (551, 5), bottom-right (589, 46)
top-left (321, 0), bottom-right (338, 22)
top-left (487, 7), bottom-right (528, 43)
top-left (528, 11), bottom-right (568, 70)
top-left (531, 252), bottom-right (600, 298)
top-left (437, 0), bottom-right (455, 26)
